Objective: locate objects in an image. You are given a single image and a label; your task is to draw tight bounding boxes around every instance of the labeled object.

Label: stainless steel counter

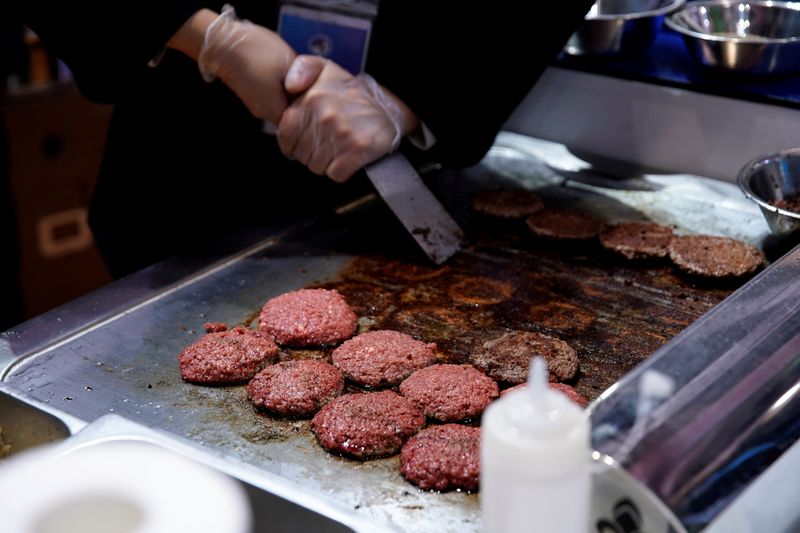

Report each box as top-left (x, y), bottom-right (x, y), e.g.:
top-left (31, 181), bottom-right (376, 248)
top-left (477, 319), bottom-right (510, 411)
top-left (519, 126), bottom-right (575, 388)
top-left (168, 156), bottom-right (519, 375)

top-left (3, 133), bottom-right (799, 532)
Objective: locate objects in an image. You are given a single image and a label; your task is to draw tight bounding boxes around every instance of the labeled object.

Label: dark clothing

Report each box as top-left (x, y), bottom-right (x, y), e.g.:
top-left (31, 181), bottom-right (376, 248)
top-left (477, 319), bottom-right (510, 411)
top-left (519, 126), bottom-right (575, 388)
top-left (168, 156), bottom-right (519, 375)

top-left (0, 20), bottom-right (26, 330)
top-left (15, 1), bottom-right (593, 277)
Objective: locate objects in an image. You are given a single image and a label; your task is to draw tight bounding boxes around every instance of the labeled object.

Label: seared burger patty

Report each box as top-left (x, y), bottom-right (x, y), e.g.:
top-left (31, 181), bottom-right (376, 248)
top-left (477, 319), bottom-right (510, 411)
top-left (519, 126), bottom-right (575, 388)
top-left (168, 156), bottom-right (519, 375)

top-left (599, 221), bottom-right (673, 260)
top-left (247, 359), bottom-right (344, 418)
top-left (332, 330), bottom-right (437, 388)
top-left (259, 288), bottom-right (357, 346)
top-left (311, 391), bottom-right (425, 460)
top-left (471, 189), bottom-right (544, 219)
top-left (400, 424), bottom-right (481, 492)
top-left (178, 326), bottom-right (278, 385)
top-left (399, 364), bottom-right (498, 423)
top-left (526, 207), bottom-right (604, 240)
top-left (668, 235), bottom-right (764, 278)
top-left (472, 330), bottom-right (578, 384)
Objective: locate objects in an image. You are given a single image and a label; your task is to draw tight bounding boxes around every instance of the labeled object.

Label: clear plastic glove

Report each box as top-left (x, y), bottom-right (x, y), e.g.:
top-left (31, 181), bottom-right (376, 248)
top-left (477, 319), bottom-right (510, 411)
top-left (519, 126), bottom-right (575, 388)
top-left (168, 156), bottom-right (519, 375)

top-left (277, 55), bottom-right (412, 183)
top-left (198, 5), bottom-right (295, 123)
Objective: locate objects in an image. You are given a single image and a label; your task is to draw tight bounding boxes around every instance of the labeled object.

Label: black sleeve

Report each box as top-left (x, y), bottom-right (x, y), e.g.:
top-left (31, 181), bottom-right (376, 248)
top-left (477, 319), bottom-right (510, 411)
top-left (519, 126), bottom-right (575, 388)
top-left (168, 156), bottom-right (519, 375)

top-left (14, 1), bottom-right (207, 103)
top-left (367, 2), bottom-right (595, 168)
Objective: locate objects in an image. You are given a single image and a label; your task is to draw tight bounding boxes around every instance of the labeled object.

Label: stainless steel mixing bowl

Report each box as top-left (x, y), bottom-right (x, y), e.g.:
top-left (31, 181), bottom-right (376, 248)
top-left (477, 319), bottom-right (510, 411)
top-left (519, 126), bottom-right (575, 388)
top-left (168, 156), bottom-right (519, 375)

top-left (738, 147), bottom-right (800, 237)
top-left (565, 0), bottom-right (686, 56)
top-left (666, 0), bottom-right (800, 75)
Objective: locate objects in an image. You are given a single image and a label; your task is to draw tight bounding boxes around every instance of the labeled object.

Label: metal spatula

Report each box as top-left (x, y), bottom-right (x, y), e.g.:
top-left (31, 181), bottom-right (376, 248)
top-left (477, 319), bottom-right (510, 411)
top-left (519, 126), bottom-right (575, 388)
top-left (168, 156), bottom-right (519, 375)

top-left (364, 153), bottom-right (463, 264)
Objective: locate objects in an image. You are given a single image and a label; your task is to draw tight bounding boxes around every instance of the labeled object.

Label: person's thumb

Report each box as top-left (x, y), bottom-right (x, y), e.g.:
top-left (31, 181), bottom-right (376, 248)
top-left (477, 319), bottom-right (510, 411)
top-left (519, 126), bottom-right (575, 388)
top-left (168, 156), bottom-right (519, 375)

top-left (285, 55), bottom-right (327, 94)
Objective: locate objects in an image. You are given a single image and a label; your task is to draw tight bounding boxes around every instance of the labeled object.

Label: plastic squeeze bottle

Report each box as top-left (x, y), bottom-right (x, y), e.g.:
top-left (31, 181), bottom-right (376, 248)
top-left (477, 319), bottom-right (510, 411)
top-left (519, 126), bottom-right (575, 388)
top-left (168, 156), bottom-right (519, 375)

top-left (481, 357), bottom-right (591, 532)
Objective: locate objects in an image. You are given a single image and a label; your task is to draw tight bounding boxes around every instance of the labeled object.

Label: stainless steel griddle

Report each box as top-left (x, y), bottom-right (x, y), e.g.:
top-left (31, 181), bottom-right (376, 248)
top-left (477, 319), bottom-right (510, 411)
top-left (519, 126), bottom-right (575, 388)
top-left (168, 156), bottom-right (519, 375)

top-left (2, 133), bottom-right (796, 532)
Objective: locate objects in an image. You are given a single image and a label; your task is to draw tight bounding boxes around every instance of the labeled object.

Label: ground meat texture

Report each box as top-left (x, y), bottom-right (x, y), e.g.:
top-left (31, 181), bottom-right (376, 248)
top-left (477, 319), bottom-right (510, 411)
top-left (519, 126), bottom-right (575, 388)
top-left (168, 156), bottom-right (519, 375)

top-left (258, 288), bottom-right (358, 346)
top-left (772, 193), bottom-right (800, 213)
top-left (472, 331), bottom-right (578, 385)
top-left (526, 207), bottom-right (604, 240)
top-left (178, 326), bottom-right (279, 384)
top-left (400, 424), bottom-right (481, 492)
top-left (399, 364), bottom-right (499, 422)
top-left (247, 360), bottom-right (344, 417)
top-left (668, 235), bottom-right (765, 278)
top-left (501, 382), bottom-right (588, 407)
top-left (471, 189), bottom-right (544, 219)
top-left (599, 221), bottom-right (674, 260)
top-left (311, 391), bottom-right (425, 459)
top-left (332, 330), bottom-right (437, 388)
top-left (203, 322), bottom-right (228, 333)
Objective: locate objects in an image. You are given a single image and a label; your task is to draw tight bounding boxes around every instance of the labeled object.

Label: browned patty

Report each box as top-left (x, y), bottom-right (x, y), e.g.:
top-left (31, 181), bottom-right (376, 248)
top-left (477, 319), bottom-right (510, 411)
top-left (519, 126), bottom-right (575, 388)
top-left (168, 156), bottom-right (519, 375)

top-left (332, 330), bottom-right (437, 388)
top-left (472, 330), bottom-right (578, 384)
top-left (471, 189), bottom-right (544, 219)
top-left (258, 288), bottom-right (358, 346)
top-left (311, 391), bottom-right (425, 459)
top-left (501, 382), bottom-right (588, 407)
top-left (526, 207), bottom-right (604, 240)
top-left (178, 326), bottom-right (279, 384)
top-left (400, 424), bottom-right (481, 492)
top-left (448, 276), bottom-right (515, 306)
top-left (247, 360), bottom-right (344, 418)
top-left (399, 364), bottom-right (499, 423)
top-left (599, 221), bottom-right (674, 260)
top-left (668, 235), bottom-right (765, 278)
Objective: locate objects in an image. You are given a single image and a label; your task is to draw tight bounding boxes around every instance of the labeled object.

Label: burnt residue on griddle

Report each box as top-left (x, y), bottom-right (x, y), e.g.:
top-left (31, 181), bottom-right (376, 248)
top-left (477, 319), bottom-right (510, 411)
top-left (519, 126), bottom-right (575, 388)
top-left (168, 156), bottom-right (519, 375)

top-left (315, 229), bottom-right (735, 402)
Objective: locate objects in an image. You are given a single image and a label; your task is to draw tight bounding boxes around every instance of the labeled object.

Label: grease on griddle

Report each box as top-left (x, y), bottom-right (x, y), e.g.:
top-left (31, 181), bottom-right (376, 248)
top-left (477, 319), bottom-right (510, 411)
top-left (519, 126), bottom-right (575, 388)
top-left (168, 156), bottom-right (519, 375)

top-left (330, 282), bottom-right (394, 317)
top-left (528, 300), bottom-right (596, 334)
top-left (447, 276), bottom-right (515, 306)
top-left (321, 239), bottom-right (735, 402)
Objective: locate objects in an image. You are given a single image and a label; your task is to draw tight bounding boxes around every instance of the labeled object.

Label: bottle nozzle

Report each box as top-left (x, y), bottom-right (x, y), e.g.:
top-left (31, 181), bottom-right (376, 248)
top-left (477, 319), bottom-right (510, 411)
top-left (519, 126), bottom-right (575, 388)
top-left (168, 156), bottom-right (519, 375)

top-left (528, 356), bottom-right (549, 412)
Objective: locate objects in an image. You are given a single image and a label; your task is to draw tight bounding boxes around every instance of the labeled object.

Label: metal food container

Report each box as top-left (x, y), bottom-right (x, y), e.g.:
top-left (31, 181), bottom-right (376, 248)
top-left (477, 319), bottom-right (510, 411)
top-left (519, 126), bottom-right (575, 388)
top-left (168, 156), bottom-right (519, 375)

top-left (737, 147), bottom-right (800, 237)
top-left (0, 388), bottom-right (75, 457)
top-left (666, 0), bottom-right (800, 75)
top-left (565, 0), bottom-right (686, 56)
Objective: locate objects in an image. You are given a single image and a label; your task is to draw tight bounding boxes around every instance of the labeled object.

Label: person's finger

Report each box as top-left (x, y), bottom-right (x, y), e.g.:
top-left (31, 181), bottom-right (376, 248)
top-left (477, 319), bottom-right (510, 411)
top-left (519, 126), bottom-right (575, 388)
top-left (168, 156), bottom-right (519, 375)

top-left (293, 121), bottom-right (323, 167)
top-left (307, 139), bottom-right (334, 176)
top-left (276, 101), bottom-right (308, 158)
top-left (285, 55), bottom-right (328, 94)
top-left (327, 151), bottom-right (367, 183)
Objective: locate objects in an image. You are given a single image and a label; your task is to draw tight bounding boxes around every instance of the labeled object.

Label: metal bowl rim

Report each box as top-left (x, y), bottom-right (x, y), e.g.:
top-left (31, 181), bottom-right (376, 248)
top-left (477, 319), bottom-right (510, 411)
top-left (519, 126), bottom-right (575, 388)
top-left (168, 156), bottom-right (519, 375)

top-left (737, 147), bottom-right (800, 220)
top-left (666, 0), bottom-right (800, 44)
top-left (585, 0), bottom-right (686, 21)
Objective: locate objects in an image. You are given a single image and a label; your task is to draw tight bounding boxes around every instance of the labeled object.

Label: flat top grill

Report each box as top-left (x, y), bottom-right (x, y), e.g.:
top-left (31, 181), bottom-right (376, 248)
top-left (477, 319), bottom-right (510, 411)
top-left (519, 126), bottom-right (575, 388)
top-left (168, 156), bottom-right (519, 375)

top-left (0, 134), bottom-right (771, 532)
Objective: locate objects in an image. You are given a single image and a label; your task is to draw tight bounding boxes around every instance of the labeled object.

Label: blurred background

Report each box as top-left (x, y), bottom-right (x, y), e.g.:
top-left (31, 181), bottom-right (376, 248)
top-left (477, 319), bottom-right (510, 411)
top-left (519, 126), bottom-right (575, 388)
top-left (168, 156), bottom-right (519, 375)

top-left (6, 0), bottom-right (800, 332)
top-left (1, 23), bottom-right (112, 331)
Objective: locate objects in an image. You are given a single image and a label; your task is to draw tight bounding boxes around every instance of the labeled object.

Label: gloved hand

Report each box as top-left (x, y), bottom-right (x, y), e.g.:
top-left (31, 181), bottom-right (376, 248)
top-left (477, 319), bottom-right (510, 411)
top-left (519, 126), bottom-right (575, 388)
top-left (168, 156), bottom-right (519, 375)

top-left (197, 4), bottom-right (295, 124)
top-left (277, 55), bottom-right (417, 183)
